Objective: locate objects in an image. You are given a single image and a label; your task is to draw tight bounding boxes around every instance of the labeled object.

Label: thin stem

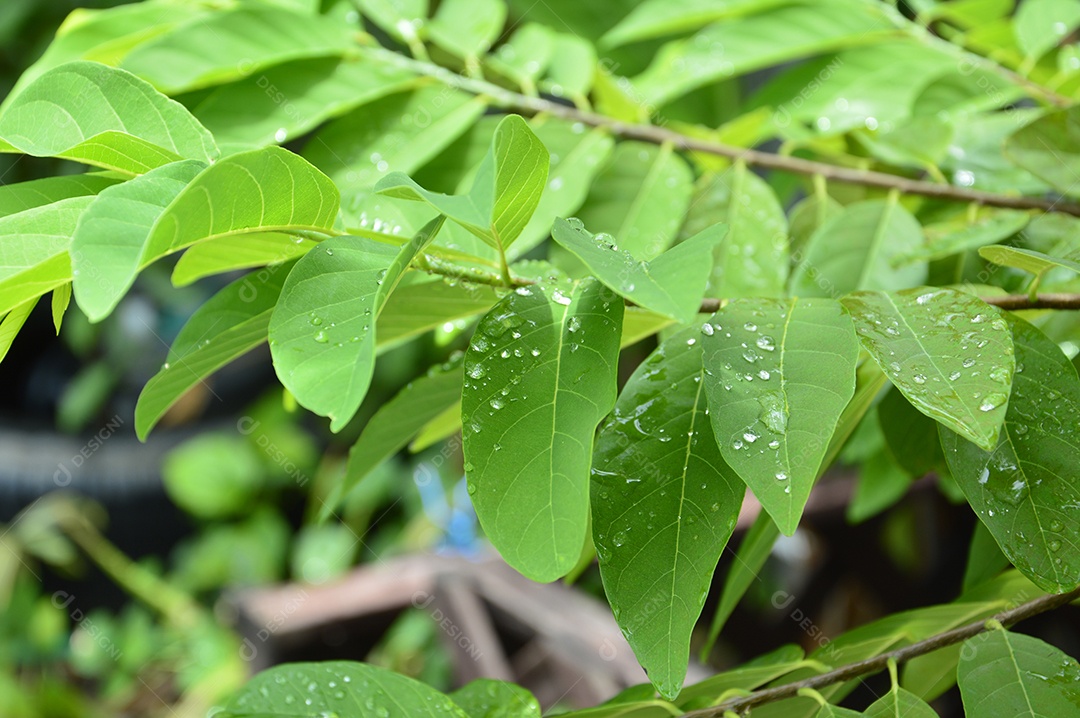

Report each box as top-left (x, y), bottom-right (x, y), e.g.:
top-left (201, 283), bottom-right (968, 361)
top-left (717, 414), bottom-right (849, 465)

top-left (684, 585), bottom-right (1080, 717)
top-left (360, 46), bottom-right (1080, 218)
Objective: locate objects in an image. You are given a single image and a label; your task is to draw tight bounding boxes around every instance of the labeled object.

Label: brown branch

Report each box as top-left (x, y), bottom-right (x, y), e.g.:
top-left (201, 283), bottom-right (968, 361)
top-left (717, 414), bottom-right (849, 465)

top-left (682, 585), bottom-right (1080, 717)
top-left (362, 47), bottom-right (1080, 219)
top-left (699, 294), bottom-right (1080, 314)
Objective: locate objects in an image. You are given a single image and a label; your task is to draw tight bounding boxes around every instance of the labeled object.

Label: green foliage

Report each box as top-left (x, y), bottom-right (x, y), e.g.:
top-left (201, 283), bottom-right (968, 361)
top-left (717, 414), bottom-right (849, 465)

top-left (3, 0), bottom-right (1080, 715)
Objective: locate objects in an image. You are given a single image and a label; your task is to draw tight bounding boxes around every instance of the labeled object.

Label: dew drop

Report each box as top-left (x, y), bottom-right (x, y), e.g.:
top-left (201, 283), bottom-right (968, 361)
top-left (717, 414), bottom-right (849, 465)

top-left (314, 330), bottom-right (329, 343)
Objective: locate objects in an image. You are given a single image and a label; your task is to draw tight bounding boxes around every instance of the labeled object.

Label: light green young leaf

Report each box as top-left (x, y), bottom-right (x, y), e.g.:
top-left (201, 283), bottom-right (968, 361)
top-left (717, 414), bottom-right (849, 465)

top-left (326, 356), bottom-right (463, 518)
top-left (633, 1), bottom-right (897, 106)
top-left (789, 192), bottom-right (843, 258)
top-left (489, 24), bottom-right (555, 91)
top-left (0, 61), bottom-right (218, 174)
top-left (0, 174), bottom-right (120, 218)
top-left (0, 196), bottom-right (94, 317)
top-left (411, 402), bottom-right (462, 452)
top-left (51, 283), bottom-right (71, 334)
top-left (120, 6), bottom-right (353, 94)
top-left (543, 33), bottom-right (596, 100)
top-left (701, 298), bottom-right (859, 534)
top-left (791, 198), bottom-right (926, 298)
top-left (427, 0), bottom-right (506, 61)
top-left (573, 142), bottom-right (693, 261)
top-left (191, 56), bottom-right (416, 149)
top-left (1014, 0), bottom-right (1080, 61)
top-left (555, 701), bottom-right (681, 718)
top-left (269, 218), bottom-right (444, 432)
top-left (135, 265), bottom-right (291, 440)
top-left (162, 433), bottom-right (264, 519)
top-left (593, 328), bottom-right (744, 699)
top-left (376, 275), bottom-right (499, 350)
top-left (450, 679), bottom-right (542, 718)
top-left (602, 0), bottom-right (792, 48)
top-left (355, 0), bottom-right (428, 45)
top-left (940, 315), bottom-right (1080, 593)
top-left (900, 209), bottom-right (1030, 264)
top-left (463, 278), bottom-right (623, 582)
top-left (217, 661), bottom-right (470, 718)
top-left (677, 644), bottom-right (811, 706)
top-left (551, 218), bottom-right (724, 324)
top-left (842, 288), bottom-right (1014, 452)
top-left (958, 628), bottom-right (1080, 717)
top-left (171, 234), bottom-right (318, 287)
top-left (377, 115), bottom-right (549, 254)
top-left (0, 297), bottom-right (38, 365)
top-left (71, 160), bottom-right (206, 321)
top-left (978, 245), bottom-right (1080, 277)
top-left (1004, 107), bottom-right (1080, 196)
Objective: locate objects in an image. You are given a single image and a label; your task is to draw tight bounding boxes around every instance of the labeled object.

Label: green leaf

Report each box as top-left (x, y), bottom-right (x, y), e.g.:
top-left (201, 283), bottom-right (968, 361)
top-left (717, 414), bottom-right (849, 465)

top-left (848, 449), bottom-right (913, 524)
top-left (979, 245), bottom-right (1080, 278)
top-left (0, 196), bottom-right (94, 317)
top-left (269, 218), bottom-right (444, 432)
top-left (958, 628), bottom-right (1080, 717)
top-left (1014, 0), bottom-right (1080, 61)
top-left (864, 679), bottom-right (938, 717)
top-left (377, 115), bottom-right (549, 254)
top-left (191, 56), bottom-right (417, 149)
top-left (71, 159), bottom-right (206, 321)
top-left (963, 520), bottom-right (1010, 592)
top-left (120, 6), bottom-right (353, 94)
top-left (602, 0), bottom-right (793, 48)
top-left (50, 283), bottom-right (70, 334)
top-left (0, 61), bottom-right (218, 173)
top-left (841, 288), bottom-right (1014, 452)
top-left (557, 701), bottom-right (681, 718)
top-left (877, 386), bottom-right (947, 478)
top-left (812, 703), bottom-right (863, 718)
top-left (290, 523), bottom-right (358, 583)
top-left (592, 328), bottom-right (744, 699)
top-left (411, 402), bottom-right (462, 452)
top-left (171, 234), bottom-right (318, 287)
top-left (218, 661), bottom-right (470, 718)
top-left (543, 33), bottom-right (596, 100)
top-left (1004, 107), bottom-right (1080, 196)
top-left (702, 298), bottom-right (859, 534)
top-left (789, 192), bottom-right (843, 258)
top-left (0, 174), bottom-right (120, 218)
top-left (694, 163), bottom-right (789, 299)
top-left (940, 315), bottom-right (1080, 593)
top-left (791, 198), bottom-right (926, 298)
top-left (162, 433), bottom-right (263, 519)
top-left (901, 209), bottom-right (1030, 264)
top-left (0, 297), bottom-right (38, 365)
top-left (633, 1), bottom-right (897, 106)
top-left (573, 142), bottom-right (694, 261)
top-left (376, 275), bottom-right (499, 350)
top-left (551, 217), bottom-right (724, 324)
top-left (450, 679), bottom-right (542, 718)
top-left (427, 0), bottom-right (506, 61)
top-left (677, 644), bottom-right (811, 706)
top-left (326, 355), bottom-right (463, 518)
top-left (135, 265), bottom-right (291, 440)
top-left (355, 0), bottom-right (428, 45)
top-left (489, 24), bottom-right (555, 91)
top-left (463, 278), bottom-right (623, 582)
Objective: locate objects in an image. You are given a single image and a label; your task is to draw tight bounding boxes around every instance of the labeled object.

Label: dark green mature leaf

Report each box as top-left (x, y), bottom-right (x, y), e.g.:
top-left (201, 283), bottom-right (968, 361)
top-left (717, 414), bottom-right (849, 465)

top-left (0, 196), bottom-right (94, 316)
top-left (842, 288), bottom-right (1014, 452)
top-left (1004, 107), bottom-right (1080, 196)
top-left (864, 677), bottom-right (938, 717)
top-left (328, 355), bottom-right (463, 515)
top-left (573, 142), bottom-right (693, 261)
top-left (71, 160), bottom-right (205, 321)
top-left (135, 266), bottom-right (291, 440)
top-left (958, 629), bottom-right (1080, 717)
top-left (979, 245), bottom-right (1080, 278)
top-left (601, 0), bottom-right (792, 48)
top-left (191, 56), bottom-right (417, 149)
top-left (791, 198), bottom-right (926, 298)
top-left (450, 679), bottom-right (542, 718)
top-left (218, 661), bottom-right (470, 718)
top-left (677, 644), bottom-right (812, 706)
top-left (963, 521), bottom-right (1010, 592)
top-left (633, 0), bottom-right (897, 106)
top-left (702, 298), bottom-right (859, 534)
top-left (0, 174), bottom-right (120, 218)
top-left (812, 702), bottom-right (863, 718)
top-left (463, 278), bottom-right (623, 582)
top-left (171, 234), bottom-right (318, 287)
top-left (0, 61), bottom-right (218, 173)
top-left (848, 449), bottom-right (912, 524)
top-left (556, 701), bottom-right (681, 718)
top-left (270, 218), bottom-right (444, 432)
top-left (940, 316), bottom-right (1080, 593)
top-left (592, 328), bottom-right (744, 699)
top-left (551, 218), bottom-right (724, 323)
top-left (120, 6), bottom-right (353, 94)
top-left (427, 0), bottom-right (506, 61)
top-left (877, 386), bottom-right (947, 478)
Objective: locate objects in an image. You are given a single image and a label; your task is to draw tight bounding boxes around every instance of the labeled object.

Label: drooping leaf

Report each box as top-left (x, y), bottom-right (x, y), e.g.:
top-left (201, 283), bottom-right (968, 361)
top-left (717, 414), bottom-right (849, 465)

top-left (863, 676), bottom-right (938, 717)
top-left (847, 449), bottom-right (913, 524)
top-left (377, 115), bottom-right (549, 255)
top-left (811, 702), bottom-right (863, 718)
top-left (450, 679), bottom-right (542, 718)
top-left (963, 521), bottom-right (1010, 592)
top-left (958, 628), bottom-right (1080, 717)
top-left (217, 661), bottom-right (470, 718)
top-left (940, 315), bottom-right (1080, 593)
top-left (71, 160), bottom-right (205, 321)
top-left (0, 196), bottom-right (94, 317)
top-left (877, 386), bottom-right (947, 478)
top-left (1014, 0), bottom-right (1080, 61)
top-left (269, 218), bottom-right (444, 432)
top-left (120, 6), bottom-right (353, 94)
top-left (551, 217), bottom-right (724, 324)
top-left (0, 61), bottom-right (218, 173)
top-left (677, 644), bottom-right (811, 706)
top-left (376, 275), bottom-right (499, 350)
top-left (572, 141), bottom-right (693, 261)
top-left (701, 298), bottom-right (859, 534)
top-left (978, 245), bottom-right (1080, 278)
top-left (901, 209), bottom-right (1030, 264)
top-left (0, 174), bottom-right (120, 218)
top-left (0, 297), bottom-right (38, 365)
top-left (791, 198), bottom-right (926, 298)
top-left (463, 278), bottom-right (623, 582)
top-left (171, 234), bottom-right (318, 287)
top-left (789, 192), bottom-right (843, 258)
top-left (1004, 107), bottom-right (1080, 196)
top-left (592, 328), bottom-right (744, 699)
top-left (50, 283), bottom-right (70, 334)
top-left (135, 265), bottom-right (292, 440)
top-left (842, 288), bottom-right (1014, 452)
top-left (427, 0), bottom-right (506, 61)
